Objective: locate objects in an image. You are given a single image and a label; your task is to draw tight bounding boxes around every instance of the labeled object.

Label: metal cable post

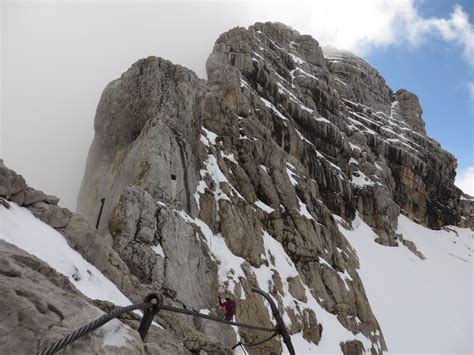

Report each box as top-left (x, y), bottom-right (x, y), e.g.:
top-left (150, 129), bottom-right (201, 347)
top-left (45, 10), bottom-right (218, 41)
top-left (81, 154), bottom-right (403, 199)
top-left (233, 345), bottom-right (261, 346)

top-left (138, 293), bottom-right (162, 340)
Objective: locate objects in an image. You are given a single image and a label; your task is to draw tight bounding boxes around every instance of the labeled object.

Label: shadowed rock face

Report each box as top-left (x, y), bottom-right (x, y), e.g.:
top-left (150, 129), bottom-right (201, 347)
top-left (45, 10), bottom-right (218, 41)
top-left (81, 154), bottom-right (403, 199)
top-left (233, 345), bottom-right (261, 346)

top-left (77, 57), bottom-right (205, 235)
top-left (2, 21), bottom-right (472, 355)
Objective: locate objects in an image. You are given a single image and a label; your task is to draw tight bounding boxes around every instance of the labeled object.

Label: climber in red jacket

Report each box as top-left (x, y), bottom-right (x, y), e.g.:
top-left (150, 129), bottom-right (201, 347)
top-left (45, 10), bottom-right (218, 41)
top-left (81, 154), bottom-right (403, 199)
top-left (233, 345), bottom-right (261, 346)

top-left (218, 295), bottom-right (236, 321)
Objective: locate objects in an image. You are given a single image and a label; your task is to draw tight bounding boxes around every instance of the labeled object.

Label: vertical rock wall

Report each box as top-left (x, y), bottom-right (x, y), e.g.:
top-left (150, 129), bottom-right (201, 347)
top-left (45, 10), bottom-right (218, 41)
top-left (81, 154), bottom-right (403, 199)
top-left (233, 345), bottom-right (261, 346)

top-left (71, 21), bottom-right (471, 354)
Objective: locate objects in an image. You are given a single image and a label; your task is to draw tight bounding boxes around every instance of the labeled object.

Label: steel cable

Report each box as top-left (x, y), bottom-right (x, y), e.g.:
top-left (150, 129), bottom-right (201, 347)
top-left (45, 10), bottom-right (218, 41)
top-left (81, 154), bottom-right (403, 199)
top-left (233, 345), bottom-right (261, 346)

top-left (39, 300), bottom-right (277, 354)
top-left (231, 331), bottom-right (278, 349)
top-left (160, 304), bottom-right (276, 332)
top-left (38, 303), bottom-right (151, 355)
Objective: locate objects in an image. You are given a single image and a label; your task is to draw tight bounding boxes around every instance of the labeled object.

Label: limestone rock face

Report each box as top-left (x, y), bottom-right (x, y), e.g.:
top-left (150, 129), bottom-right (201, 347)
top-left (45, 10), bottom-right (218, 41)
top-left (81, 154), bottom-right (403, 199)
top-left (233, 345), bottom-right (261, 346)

top-left (458, 197), bottom-right (474, 227)
top-left (322, 47), bottom-right (463, 232)
top-left (0, 162), bottom-right (234, 355)
top-left (340, 339), bottom-right (366, 355)
top-left (109, 186), bottom-right (164, 285)
top-left (73, 21), bottom-right (470, 354)
top-left (109, 185), bottom-right (219, 310)
top-left (394, 89), bottom-right (426, 134)
top-left (2, 20), bottom-right (471, 355)
top-left (323, 46), bottom-right (393, 114)
top-left (77, 57), bottom-right (205, 234)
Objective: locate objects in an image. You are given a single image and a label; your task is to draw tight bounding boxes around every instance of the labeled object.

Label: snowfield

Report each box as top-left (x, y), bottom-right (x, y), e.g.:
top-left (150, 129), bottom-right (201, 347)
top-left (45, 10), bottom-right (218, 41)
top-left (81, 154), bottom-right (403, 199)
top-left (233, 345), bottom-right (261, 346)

top-left (0, 203), bottom-right (132, 306)
top-left (338, 213), bottom-right (473, 354)
top-left (0, 203), bottom-right (142, 349)
top-left (1, 202), bottom-right (472, 354)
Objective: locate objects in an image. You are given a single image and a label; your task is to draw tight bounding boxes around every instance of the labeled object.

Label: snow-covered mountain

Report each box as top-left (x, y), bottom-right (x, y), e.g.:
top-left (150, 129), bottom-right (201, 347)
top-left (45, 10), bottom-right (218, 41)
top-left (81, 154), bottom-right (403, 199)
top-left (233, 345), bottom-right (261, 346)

top-left (1, 22), bottom-right (472, 354)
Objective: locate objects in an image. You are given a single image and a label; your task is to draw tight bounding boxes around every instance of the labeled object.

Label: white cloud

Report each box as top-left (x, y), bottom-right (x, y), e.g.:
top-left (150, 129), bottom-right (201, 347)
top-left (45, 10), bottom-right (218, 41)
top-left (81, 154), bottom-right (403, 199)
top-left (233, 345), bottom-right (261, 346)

top-left (302, 0), bottom-right (474, 66)
top-left (410, 4), bottom-right (474, 65)
top-left (456, 166), bottom-right (474, 196)
top-left (308, 0), bottom-right (409, 53)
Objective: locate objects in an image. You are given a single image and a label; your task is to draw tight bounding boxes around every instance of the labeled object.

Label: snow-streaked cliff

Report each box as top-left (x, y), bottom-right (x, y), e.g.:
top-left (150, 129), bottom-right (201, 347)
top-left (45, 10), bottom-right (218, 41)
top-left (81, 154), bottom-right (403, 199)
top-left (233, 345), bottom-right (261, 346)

top-left (1, 21), bottom-right (472, 355)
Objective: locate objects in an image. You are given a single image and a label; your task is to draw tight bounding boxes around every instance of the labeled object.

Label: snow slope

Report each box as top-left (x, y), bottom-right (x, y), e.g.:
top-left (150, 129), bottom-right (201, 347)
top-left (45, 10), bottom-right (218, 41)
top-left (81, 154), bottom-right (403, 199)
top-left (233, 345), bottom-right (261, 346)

top-left (0, 202), bottom-right (131, 306)
top-left (338, 214), bottom-right (473, 354)
top-left (0, 203), bottom-right (144, 349)
top-left (2, 202), bottom-right (471, 354)
top-left (254, 230), bottom-right (377, 354)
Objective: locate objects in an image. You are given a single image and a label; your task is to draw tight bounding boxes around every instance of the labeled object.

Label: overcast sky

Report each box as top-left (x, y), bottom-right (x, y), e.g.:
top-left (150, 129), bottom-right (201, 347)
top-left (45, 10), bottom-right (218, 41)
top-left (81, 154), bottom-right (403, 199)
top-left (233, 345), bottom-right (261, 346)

top-left (2, 0), bottom-right (473, 210)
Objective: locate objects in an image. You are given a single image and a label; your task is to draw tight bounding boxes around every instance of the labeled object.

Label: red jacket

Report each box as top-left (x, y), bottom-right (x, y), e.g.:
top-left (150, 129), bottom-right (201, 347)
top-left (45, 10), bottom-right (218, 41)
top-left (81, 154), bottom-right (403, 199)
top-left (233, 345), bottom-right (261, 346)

top-left (218, 299), bottom-right (234, 317)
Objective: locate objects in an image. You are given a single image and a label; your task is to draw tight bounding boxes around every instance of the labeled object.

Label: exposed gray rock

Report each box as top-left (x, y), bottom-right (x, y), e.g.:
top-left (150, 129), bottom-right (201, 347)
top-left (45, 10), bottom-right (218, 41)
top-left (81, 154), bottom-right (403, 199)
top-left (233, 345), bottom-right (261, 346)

top-left (75, 20), bottom-right (474, 353)
top-left (287, 276), bottom-right (307, 302)
top-left (152, 202), bottom-right (219, 311)
top-left (394, 89), bottom-right (426, 134)
top-left (458, 196), bottom-right (474, 228)
top-left (204, 22), bottom-right (387, 352)
top-left (323, 46), bottom-right (393, 114)
top-left (302, 308), bottom-right (322, 344)
top-left (218, 201), bottom-right (266, 267)
top-left (0, 160), bottom-right (59, 208)
top-left (0, 240), bottom-right (144, 354)
top-left (399, 233), bottom-right (426, 260)
top-left (340, 339), bottom-right (366, 355)
top-left (29, 202), bottom-right (72, 228)
top-left (77, 57), bottom-right (205, 233)
top-left (109, 186), bottom-right (164, 284)
top-left (2, 19), bottom-right (471, 355)
top-left (109, 185), bottom-right (219, 311)
top-left (356, 184), bottom-right (400, 246)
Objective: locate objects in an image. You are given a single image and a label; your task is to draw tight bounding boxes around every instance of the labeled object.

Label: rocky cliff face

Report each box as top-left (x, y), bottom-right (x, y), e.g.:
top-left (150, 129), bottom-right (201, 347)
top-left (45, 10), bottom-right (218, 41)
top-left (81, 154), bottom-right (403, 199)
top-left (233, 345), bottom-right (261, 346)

top-left (76, 21), bottom-right (471, 353)
top-left (2, 21), bottom-right (471, 355)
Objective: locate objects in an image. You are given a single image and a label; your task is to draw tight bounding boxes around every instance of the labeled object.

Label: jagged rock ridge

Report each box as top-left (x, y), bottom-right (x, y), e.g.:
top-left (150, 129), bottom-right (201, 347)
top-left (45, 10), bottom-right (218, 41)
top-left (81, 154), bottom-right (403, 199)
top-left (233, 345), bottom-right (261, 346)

top-left (75, 21), bottom-right (472, 353)
top-left (1, 21), bottom-right (472, 355)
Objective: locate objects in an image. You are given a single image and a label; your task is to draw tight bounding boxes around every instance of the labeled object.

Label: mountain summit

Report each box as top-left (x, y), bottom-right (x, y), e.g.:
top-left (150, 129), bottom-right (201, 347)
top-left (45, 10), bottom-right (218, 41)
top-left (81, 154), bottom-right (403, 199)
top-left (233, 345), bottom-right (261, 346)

top-left (1, 22), bottom-right (472, 354)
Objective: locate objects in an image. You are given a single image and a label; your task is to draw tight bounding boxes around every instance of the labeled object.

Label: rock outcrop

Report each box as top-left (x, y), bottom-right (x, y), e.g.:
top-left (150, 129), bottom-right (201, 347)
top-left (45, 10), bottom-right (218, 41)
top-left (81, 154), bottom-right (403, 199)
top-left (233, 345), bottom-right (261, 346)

top-left (76, 21), bottom-right (470, 354)
top-left (1, 21), bottom-right (471, 355)
top-left (77, 57), bottom-right (205, 234)
top-left (0, 240), bottom-right (145, 354)
top-left (0, 162), bottom-right (236, 354)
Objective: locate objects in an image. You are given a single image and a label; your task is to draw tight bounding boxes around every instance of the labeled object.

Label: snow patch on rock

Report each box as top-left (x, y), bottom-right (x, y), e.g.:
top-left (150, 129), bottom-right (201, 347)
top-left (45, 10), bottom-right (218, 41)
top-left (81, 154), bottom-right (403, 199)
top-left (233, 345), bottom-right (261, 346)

top-left (0, 203), bottom-right (132, 307)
